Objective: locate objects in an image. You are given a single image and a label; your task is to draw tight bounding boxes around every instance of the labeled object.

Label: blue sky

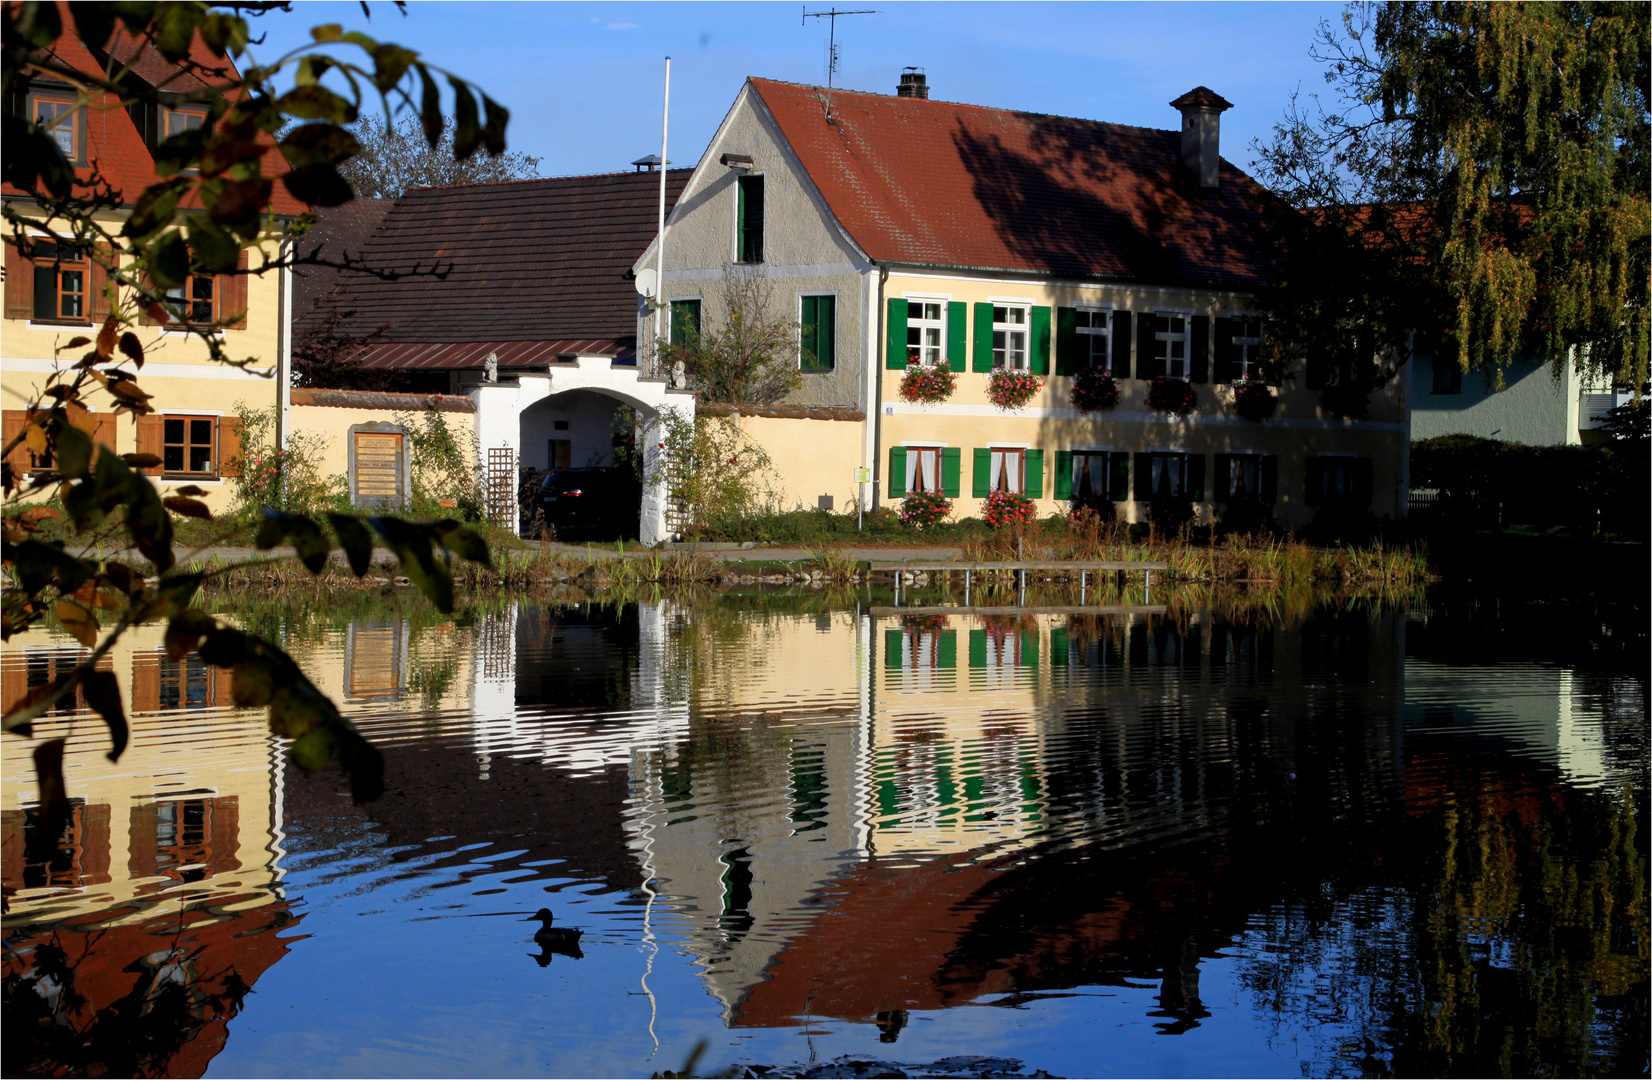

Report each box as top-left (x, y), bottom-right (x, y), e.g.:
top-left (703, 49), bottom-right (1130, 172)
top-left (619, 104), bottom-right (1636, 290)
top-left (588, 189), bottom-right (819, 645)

top-left (249, 1), bottom-right (1347, 182)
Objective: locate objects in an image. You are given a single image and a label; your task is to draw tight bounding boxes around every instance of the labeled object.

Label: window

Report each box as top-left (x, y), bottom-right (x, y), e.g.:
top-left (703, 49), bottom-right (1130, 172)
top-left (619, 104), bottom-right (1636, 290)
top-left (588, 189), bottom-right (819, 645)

top-left (1147, 452), bottom-right (1187, 498)
top-left (906, 445), bottom-right (943, 493)
top-left (164, 274), bottom-right (216, 325)
top-left (164, 107), bottom-right (205, 139)
top-left (1070, 450), bottom-right (1112, 504)
top-left (1432, 357), bottom-right (1463, 394)
top-left (548, 439), bottom-right (572, 469)
top-left (1222, 453), bottom-right (1264, 499)
top-left (736, 175), bottom-right (764, 263)
top-left (30, 241), bottom-right (88, 323)
top-left (1310, 456), bottom-right (1357, 502)
top-left (163, 417), bottom-right (216, 476)
top-left (1154, 312), bottom-right (1190, 378)
top-left (989, 447), bottom-right (1025, 493)
top-left (800, 293), bottom-right (835, 371)
top-left (992, 306), bottom-right (1028, 369)
top-left (1233, 315), bottom-right (1264, 378)
top-left (906, 300), bottom-right (945, 366)
top-left (1075, 308), bottom-right (1111, 371)
top-left (669, 298), bottom-right (701, 344)
top-left (32, 95), bottom-right (78, 159)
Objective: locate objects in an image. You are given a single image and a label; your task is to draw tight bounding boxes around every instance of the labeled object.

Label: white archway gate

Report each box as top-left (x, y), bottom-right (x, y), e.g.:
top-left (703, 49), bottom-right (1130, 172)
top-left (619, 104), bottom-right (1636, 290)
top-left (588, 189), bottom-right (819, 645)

top-left (468, 354), bottom-right (695, 545)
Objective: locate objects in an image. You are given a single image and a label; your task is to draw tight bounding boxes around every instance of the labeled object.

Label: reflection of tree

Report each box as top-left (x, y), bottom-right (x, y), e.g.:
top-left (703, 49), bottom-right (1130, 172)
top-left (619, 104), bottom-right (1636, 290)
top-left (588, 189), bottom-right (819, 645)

top-left (1237, 761), bottom-right (1648, 1077)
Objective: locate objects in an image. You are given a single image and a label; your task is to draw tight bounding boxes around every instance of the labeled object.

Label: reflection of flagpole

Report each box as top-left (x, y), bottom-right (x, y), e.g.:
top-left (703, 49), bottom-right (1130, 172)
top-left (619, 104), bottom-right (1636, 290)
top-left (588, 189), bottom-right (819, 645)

top-left (638, 767), bottom-right (662, 1056)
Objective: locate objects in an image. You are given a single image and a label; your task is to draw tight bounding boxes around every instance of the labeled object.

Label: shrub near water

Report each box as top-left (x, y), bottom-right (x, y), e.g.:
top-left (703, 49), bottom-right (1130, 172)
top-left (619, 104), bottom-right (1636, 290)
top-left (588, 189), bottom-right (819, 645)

top-left (899, 491), bottom-right (952, 528)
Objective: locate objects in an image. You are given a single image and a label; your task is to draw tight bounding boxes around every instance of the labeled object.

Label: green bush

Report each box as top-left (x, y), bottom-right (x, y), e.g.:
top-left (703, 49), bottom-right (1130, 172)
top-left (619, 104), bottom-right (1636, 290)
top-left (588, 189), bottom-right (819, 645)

top-left (1411, 434), bottom-right (1646, 539)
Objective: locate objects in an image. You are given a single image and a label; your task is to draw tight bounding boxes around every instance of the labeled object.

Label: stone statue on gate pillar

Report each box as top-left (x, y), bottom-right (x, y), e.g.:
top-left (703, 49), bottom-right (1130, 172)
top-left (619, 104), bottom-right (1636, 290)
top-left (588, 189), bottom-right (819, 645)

top-left (483, 351), bottom-right (499, 383)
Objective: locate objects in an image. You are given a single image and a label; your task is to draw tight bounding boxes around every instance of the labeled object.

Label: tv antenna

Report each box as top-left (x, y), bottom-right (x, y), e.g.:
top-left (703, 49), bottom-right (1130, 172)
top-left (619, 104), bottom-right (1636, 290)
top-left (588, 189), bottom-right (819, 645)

top-left (803, 7), bottom-right (877, 124)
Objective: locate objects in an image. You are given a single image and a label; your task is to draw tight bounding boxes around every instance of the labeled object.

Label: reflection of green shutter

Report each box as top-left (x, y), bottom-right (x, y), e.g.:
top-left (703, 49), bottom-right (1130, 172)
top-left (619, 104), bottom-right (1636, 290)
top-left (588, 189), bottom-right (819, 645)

top-left (1024, 448), bottom-right (1044, 498)
top-left (973, 302), bottom-right (994, 372)
top-left (1020, 630), bottom-right (1039, 668)
top-left (947, 301), bottom-right (967, 372)
top-left (937, 629), bottom-right (956, 668)
top-left (1030, 306), bottom-right (1051, 375)
top-left (1055, 307), bottom-right (1079, 376)
top-left (886, 298), bottom-right (909, 369)
top-left (969, 629), bottom-right (987, 667)
top-left (888, 445), bottom-right (907, 498)
top-left (941, 446), bottom-right (961, 497)
top-left (876, 779), bottom-right (900, 818)
top-left (1054, 450), bottom-right (1073, 499)
top-left (972, 447), bottom-right (991, 498)
top-left (1050, 627), bottom-right (1069, 666)
top-left (884, 628), bottom-right (903, 668)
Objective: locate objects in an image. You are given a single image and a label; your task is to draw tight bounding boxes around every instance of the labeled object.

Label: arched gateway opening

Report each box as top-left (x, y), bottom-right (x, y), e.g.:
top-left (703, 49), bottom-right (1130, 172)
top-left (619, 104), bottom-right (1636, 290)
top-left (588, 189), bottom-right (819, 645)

top-left (468, 355), bottom-right (694, 545)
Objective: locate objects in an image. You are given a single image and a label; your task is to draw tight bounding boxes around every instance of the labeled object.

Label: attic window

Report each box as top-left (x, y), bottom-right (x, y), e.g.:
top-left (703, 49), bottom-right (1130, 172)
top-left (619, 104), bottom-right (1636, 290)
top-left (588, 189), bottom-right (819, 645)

top-left (736, 175), bottom-right (764, 263)
top-left (29, 92), bottom-right (84, 165)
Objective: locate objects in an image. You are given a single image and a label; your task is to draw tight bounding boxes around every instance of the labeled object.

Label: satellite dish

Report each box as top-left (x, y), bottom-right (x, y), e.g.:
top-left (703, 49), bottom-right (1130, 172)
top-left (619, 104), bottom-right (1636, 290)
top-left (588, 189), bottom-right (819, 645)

top-left (635, 268), bottom-right (657, 298)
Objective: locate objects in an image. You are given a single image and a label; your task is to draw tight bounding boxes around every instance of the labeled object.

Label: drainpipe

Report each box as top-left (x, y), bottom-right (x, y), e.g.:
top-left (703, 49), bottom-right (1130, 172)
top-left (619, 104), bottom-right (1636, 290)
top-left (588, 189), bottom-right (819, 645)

top-left (276, 237), bottom-right (293, 453)
top-left (861, 263), bottom-right (885, 514)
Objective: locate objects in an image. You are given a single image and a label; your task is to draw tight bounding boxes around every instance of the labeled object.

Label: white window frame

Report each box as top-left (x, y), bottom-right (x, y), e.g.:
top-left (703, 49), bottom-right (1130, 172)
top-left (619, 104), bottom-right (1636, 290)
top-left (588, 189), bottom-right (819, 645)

top-left (1230, 311), bottom-right (1264, 379)
top-left (903, 296), bottom-right (948, 367)
top-left (1153, 309), bottom-right (1192, 379)
top-left (902, 441), bottom-right (946, 494)
top-left (992, 304), bottom-right (1029, 370)
top-left (1075, 305), bottom-right (1113, 372)
top-left (667, 295), bottom-right (703, 345)
top-left (798, 290), bottom-right (838, 371)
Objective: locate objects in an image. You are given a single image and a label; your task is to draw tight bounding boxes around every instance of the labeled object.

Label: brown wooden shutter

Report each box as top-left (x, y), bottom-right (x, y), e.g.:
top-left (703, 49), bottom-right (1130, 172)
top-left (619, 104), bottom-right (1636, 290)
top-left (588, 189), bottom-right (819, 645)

top-left (91, 413), bottom-right (117, 456)
top-left (222, 250), bottom-right (249, 330)
top-left (4, 243), bottom-right (33, 320)
top-left (88, 243), bottom-right (113, 322)
top-left (136, 272), bottom-right (163, 326)
top-left (136, 414), bottom-right (163, 474)
top-left (216, 415), bottom-right (244, 477)
top-left (2, 410), bottom-right (31, 473)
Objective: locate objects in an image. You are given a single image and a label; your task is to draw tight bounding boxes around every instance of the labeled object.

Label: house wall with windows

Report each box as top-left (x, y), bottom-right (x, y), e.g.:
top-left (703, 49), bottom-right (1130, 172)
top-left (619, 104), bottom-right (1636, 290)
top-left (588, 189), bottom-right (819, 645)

top-left (637, 82), bottom-right (873, 412)
top-left (877, 271), bottom-right (1409, 527)
top-left (1409, 349), bottom-right (1586, 446)
top-left (2, 224), bottom-right (288, 513)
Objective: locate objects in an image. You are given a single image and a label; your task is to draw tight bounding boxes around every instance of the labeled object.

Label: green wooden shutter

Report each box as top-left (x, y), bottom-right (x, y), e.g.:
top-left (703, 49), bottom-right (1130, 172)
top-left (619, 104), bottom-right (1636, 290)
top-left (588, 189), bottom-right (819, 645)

top-left (1030, 306), bottom-right (1051, 376)
top-left (737, 175), bottom-right (764, 262)
top-left (1261, 320), bottom-right (1279, 386)
top-left (1112, 311), bottom-right (1132, 376)
top-left (885, 297), bottom-right (909, 369)
top-left (1188, 453), bottom-right (1205, 500)
top-left (1261, 455), bottom-right (1278, 504)
top-left (969, 629), bottom-right (987, 668)
top-left (1055, 307), bottom-right (1078, 376)
top-left (800, 294), bottom-right (835, 371)
top-left (888, 445), bottom-right (907, 498)
top-left (1190, 315), bottom-right (1210, 383)
top-left (1049, 627), bottom-right (1069, 667)
top-left (1353, 458), bottom-right (1374, 506)
top-left (1134, 452), bottom-right (1153, 501)
top-left (1019, 630), bottom-right (1039, 668)
top-left (1136, 312), bottom-right (1158, 379)
top-left (1214, 454), bottom-right (1232, 501)
top-left (736, 177), bottom-right (746, 259)
top-left (1109, 453), bottom-right (1130, 501)
top-left (941, 446), bottom-right (961, 497)
top-left (972, 302), bottom-right (994, 372)
top-left (937, 630), bottom-right (957, 669)
top-left (884, 628), bottom-right (903, 668)
top-left (1213, 316), bottom-right (1239, 383)
top-left (947, 301), bottom-right (967, 372)
top-left (1305, 458), bottom-right (1324, 505)
top-left (1054, 450), bottom-right (1073, 499)
top-left (1024, 448), bottom-right (1044, 498)
top-left (972, 447), bottom-right (991, 498)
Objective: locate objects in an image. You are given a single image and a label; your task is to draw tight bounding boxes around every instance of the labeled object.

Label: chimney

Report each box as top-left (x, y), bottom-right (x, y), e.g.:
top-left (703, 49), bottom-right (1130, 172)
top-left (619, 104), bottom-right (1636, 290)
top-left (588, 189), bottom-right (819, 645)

top-left (896, 68), bottom-right (928, 99)
top-left (1169, 87), bottom-right (1233, 189)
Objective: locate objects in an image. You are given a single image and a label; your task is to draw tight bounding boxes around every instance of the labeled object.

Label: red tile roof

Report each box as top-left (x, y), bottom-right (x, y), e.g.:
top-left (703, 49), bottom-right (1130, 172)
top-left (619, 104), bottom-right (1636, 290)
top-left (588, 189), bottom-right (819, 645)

top-left (301, 169), bottom-right (690, 351)
top-left (3, 2), bottom-right (305, 214)
top-left (750, 78), bottom-right (1271, 289)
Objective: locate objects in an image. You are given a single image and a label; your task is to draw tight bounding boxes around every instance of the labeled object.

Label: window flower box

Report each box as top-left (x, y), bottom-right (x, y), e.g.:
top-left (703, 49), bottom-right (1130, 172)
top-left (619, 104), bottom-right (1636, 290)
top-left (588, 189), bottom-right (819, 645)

top-left (982, 489), bottom-right (1037, 528)
top-left (899, 361), bottom-right (957, 404)
top-left (1230, 373), bottom-right (1276, 421)
top-left (899, 490), bottom-right (952, 527)
top-left (1147, 375), bottom-right (1198, 416)
top-left (1071, 365), bottom-right (1120, 412)
top-left (986, 367), bottom-right (1043, 411)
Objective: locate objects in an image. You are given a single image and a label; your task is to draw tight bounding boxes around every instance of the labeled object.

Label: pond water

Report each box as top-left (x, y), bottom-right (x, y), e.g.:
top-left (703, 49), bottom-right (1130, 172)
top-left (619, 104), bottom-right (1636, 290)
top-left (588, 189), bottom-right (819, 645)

top-left (3, 586), bottom-right (1646, 1079)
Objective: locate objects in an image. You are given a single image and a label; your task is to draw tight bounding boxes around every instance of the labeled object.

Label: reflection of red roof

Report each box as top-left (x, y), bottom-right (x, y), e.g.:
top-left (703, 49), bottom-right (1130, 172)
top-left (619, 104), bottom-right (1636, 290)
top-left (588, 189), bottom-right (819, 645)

top-left (2, 892), bottom-right (302, 1078)
top-left (4, 2), bottom-right (305, 214)
top-left (750, 78), bottom-right (1270, 289)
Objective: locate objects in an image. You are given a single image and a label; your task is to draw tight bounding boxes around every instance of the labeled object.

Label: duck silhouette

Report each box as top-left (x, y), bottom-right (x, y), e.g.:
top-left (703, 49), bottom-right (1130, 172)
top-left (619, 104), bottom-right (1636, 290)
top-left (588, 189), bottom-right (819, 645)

top-left (524, 908), bottom-right (583, 963)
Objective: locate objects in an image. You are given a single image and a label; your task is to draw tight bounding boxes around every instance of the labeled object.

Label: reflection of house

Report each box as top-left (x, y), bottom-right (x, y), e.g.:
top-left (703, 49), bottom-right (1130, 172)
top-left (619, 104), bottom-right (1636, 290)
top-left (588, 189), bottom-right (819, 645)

top-left (640, 74), bottom-right (1410, 527)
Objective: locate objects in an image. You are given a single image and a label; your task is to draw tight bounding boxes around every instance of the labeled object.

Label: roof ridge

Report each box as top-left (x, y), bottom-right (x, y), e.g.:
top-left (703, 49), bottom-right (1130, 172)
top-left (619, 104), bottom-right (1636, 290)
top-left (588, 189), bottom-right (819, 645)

top-left (405, 167), bottom-right (692, 194)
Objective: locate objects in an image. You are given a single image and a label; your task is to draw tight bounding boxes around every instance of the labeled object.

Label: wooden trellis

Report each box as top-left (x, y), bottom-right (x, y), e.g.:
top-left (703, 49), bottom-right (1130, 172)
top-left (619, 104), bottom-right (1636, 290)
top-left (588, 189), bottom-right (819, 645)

top-left (485, 447), bottom-right (517, 528)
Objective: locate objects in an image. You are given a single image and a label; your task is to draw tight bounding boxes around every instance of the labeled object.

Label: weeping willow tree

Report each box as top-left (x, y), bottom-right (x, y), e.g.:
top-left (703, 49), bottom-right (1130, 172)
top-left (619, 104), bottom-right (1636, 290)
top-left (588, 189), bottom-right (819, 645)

top-left (1255, 2), bottom-right (1650, 388)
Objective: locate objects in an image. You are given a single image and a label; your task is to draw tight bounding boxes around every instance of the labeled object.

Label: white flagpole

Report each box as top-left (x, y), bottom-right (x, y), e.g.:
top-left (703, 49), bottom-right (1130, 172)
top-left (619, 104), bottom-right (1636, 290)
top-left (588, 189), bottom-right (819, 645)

top-left (654, 57), bottom-right (671, 370)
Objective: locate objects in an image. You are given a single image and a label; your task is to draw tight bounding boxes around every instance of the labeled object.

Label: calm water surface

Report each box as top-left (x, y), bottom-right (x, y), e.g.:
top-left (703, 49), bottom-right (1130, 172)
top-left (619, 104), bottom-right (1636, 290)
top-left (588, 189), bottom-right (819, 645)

top-left (3, 588), bottom-right (1646, 1078)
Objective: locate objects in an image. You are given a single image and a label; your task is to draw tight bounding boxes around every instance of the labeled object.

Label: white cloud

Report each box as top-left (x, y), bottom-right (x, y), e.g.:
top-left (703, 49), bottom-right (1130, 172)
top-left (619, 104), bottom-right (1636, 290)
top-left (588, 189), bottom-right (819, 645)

top-left (607, 21), bottom-right (637, 30)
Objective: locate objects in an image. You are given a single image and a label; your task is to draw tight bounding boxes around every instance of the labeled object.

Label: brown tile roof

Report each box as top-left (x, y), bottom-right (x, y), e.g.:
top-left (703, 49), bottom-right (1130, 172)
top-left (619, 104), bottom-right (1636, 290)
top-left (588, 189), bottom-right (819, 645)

top-left (290, 388), bottom-right (475, 412)
top-left (3, 3), bottom-right (306, 215)
top-left (750, 78), bottom-right (1271, 289)
top-left (698, 402), bottom-right (864, 422)
top-left (348, 339), bottom-right (628, 370)
top-left (301, 170), bottom-right (691, 352)
top-left (292, 199), bottom-right (396, 316)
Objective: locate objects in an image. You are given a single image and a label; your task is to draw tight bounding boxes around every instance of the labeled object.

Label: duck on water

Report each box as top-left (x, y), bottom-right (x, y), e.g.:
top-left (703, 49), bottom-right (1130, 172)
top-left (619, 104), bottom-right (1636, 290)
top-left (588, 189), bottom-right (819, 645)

top-left (525, 908), bottom-right (584, 963)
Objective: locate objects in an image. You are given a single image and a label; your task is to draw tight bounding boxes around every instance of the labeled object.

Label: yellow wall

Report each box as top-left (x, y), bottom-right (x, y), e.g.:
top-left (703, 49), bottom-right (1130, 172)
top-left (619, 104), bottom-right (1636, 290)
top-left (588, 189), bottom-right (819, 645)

top-left (717, 411), bottom-right (866, 513)
top-left (289, 401), bottom-right (476, 505)
top-left (2, 215), bottom-right (284, 515)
